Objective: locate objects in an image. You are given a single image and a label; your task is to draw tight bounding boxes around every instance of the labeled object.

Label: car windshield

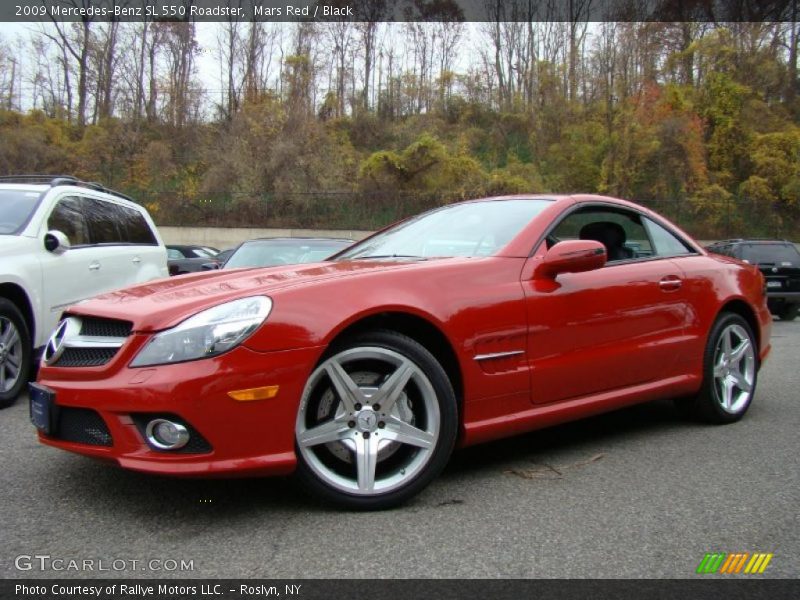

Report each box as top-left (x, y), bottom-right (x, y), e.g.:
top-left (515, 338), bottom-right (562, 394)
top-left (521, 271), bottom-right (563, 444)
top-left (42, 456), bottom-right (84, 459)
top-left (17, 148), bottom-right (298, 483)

top-left (224, 240), bottom-right (350, 269)
top-left (740, 243), bottom-right (800, 265)
top-left (337, 199), bottom-right (553, 260)
top-left (0, 189), bottom-right (42, 234)
top-left (191, 248), bottom-right (216, 258)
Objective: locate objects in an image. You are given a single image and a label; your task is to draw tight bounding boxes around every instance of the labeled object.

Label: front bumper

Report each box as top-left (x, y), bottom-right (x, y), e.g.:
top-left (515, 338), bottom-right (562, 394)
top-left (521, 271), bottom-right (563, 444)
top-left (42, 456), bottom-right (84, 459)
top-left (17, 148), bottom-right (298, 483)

top-left (766, 291), bottom-right (800, 302)
top-left (34, 342), bottom-right (324, 477)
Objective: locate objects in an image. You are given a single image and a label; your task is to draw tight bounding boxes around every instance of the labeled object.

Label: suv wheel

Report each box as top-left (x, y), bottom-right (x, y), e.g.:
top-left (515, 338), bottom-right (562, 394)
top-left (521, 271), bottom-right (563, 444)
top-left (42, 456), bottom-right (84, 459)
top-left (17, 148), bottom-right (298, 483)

top-left (777, 303), bottom-right (798, 321)
top-left (0, 299), bottom-right (31, 408)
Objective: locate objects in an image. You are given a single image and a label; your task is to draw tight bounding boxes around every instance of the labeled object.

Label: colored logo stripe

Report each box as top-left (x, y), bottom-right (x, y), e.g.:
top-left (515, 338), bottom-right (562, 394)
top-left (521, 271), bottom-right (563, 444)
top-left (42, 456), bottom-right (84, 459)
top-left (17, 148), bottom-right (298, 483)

top-left (697, 553), bottom-right (726, 574)
top-left (719, 553), bottom-right (749, 574)
top-left (745, 553), bottom-right (773, 574)
top-left (697, 552), bottom-right (773, 574)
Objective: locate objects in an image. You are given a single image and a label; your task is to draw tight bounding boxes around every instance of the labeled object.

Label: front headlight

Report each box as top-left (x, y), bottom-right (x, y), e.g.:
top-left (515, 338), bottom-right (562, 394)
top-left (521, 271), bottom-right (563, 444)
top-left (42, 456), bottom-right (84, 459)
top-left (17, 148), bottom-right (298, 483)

top-left (130, 296), bottom-right (272, 367)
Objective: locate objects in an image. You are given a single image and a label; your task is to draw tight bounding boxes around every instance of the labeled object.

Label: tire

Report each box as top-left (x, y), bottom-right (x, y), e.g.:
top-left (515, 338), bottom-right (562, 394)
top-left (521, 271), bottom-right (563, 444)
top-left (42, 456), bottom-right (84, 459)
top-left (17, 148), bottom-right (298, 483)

top-left (294, 330), bottom-right (458, 510)
top-left (686, 312), bottom-right (758, 424)
top-left (0, 298), bottom-right (32, 409)
top-left (777, 303), bottom-right (798, 322)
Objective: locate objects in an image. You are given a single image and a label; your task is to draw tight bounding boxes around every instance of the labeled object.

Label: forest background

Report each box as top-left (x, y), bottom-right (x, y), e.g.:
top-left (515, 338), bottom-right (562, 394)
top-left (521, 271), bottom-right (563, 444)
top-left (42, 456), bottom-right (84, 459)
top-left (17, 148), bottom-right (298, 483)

top-left (0, 3), bottom-right (799, 239)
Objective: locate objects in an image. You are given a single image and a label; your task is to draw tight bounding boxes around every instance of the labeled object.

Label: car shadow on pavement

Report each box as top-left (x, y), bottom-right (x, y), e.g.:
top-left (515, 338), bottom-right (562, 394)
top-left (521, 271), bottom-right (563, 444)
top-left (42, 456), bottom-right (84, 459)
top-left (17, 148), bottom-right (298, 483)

top-left (443, 398), bottom-right (693, 478)
top-left (44, 398), bottom-right (695, 516)
top-left (51, 456), bottom-right (312, 517)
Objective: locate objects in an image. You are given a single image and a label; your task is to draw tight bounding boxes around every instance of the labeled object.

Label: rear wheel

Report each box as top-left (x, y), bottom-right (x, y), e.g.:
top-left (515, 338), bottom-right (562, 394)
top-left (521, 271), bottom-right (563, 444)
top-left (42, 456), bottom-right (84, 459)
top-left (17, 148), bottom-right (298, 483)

top-left (777, 303), bottom-right (798, 321)
top-left (295, 330), bottom-right (457, 509)
top-left (0, 299), bottom-right (31, 408)
top-left (687, 312), bottom-right (757, 423)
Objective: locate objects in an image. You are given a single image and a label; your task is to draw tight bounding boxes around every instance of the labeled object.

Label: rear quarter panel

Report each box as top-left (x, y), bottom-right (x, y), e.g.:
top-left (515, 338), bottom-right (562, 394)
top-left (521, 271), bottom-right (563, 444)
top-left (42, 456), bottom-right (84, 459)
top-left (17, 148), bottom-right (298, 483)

top-left (673, 253), bottom-right (771, 377)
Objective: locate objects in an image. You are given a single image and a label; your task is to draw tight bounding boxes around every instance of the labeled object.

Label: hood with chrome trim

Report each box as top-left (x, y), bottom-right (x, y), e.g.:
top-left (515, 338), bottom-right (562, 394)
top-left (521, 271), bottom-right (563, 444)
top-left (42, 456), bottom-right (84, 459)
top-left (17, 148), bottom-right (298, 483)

top-left (68, 260), bottom-right (418, 332)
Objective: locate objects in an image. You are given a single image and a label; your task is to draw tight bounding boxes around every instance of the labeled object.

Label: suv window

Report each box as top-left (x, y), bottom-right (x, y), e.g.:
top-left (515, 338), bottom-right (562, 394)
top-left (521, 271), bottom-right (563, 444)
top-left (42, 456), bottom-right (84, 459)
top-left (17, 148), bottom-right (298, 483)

top-left (85, 197), bottom-right (124, 244)
top-left (47, 196), bottom-right (90, 246)
top-left (0, 189), bottom-right (42, 234)
top-left (118, 203), bottom-right (157, 245)
top-left (739, 243), bottom-right (800, 265)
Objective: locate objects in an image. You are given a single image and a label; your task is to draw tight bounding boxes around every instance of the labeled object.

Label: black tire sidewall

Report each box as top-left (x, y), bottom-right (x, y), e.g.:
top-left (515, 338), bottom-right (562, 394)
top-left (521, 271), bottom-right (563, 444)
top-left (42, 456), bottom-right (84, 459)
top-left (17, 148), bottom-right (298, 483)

top-left (696, 312), bottom-right (758, 424)
top-left (294, 329), bottom-right (458, 510)
top-left (0, 298), bottom-right (32, 408)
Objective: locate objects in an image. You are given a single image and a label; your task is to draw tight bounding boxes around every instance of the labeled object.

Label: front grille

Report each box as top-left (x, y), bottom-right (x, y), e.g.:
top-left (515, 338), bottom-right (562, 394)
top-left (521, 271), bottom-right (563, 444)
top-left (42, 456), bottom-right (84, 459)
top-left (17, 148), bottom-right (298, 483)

top-left (80, 317), bottom-right (132, 338)
top-left (131, 414), bottom-right (213, 454)
top-left (49, 315), bottom-right (131, 368)
top-left (54, 407), bottom-right (113, 447)
top-left (53, 347), bottom-right (118, 367)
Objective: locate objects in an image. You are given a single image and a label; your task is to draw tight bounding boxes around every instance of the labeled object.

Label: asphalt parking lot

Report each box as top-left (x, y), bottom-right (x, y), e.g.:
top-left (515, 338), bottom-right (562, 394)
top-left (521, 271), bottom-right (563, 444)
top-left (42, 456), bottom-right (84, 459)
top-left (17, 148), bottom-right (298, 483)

top-left (1, 320), bottom-right (798, 580)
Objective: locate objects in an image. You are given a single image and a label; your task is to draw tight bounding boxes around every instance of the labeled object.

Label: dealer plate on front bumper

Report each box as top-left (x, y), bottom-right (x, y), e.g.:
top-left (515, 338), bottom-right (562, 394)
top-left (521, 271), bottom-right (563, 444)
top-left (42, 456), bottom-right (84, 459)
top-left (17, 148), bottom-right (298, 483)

top-left (29, 383), bottom-right (56, 435)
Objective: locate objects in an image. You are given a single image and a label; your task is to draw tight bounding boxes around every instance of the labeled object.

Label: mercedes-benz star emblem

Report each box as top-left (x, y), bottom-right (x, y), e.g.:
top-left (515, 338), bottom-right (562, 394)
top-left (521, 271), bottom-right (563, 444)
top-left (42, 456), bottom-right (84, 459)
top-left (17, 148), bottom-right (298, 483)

top-left (357, 411), bottom-right (378, 431)
top-left (43, 317), bottom-right (80, 366)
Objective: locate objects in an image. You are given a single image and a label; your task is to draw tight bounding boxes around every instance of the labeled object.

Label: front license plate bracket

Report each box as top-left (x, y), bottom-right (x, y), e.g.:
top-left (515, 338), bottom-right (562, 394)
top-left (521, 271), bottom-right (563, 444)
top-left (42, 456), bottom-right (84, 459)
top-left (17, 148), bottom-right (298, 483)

top-left (29, 383), bottom-right (58, 435)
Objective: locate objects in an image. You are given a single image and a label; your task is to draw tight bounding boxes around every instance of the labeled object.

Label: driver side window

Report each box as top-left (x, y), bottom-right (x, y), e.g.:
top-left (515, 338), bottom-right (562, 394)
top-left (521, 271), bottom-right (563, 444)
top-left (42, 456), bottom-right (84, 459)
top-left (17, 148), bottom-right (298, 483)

top-left (549, 207), bottom-right (651, 262)
top-left (47, 196), bottom-right (90, 246)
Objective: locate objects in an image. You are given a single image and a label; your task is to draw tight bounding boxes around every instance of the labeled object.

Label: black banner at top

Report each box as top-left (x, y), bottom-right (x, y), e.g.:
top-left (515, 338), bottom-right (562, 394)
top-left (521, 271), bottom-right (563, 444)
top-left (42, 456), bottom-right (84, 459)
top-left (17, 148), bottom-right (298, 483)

top-left (2, 0), bottom-right (797, 23)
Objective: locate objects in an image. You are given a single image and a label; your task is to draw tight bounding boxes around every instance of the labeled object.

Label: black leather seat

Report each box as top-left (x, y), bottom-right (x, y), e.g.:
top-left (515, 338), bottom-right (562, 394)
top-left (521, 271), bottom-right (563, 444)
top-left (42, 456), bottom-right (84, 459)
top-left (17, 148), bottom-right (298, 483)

top-left (579, 221), bottom-right (634, 261)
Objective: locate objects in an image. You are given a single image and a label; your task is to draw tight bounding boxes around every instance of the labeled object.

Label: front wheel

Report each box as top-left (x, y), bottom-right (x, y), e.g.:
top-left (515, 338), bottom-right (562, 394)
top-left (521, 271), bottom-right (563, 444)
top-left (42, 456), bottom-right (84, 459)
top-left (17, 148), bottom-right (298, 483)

top-left (0, 299), bottom-right (32, 408)
top-left (295, 330), bottom-right (458, 510)
top-left (687, 312), bottom-right (758, 424)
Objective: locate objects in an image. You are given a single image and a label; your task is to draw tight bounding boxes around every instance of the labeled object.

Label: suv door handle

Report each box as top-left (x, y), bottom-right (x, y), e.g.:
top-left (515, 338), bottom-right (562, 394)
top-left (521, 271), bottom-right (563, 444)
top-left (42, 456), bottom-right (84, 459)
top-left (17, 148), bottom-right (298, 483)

top-left (132, 257), bottom-right (141, 264)
top-left (88, 262), bottom-right (101, 271)
top-left (659, 276), bottom-right (682, 291)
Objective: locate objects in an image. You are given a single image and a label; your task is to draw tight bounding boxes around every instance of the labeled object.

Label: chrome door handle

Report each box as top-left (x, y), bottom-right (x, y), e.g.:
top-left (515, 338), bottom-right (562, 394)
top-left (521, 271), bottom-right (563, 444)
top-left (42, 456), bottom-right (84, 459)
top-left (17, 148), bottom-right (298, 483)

top-left (659, 277), bottom-right (682, 291)
top-left (88, 262), bottom-right (101, 271)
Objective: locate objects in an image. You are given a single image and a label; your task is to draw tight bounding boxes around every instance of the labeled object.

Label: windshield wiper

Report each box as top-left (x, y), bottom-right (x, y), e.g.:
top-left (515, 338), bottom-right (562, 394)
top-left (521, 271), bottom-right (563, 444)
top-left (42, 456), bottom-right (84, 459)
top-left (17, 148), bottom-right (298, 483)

top-left (351, 254), bottom-right (428, 261)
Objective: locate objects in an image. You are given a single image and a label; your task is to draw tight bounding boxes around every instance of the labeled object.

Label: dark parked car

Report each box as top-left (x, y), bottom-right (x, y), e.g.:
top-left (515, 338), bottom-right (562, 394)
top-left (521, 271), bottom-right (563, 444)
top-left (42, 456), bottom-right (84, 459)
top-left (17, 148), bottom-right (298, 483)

top-left (214, 247), bottom-right (235, 264)
top-left (706, 239), bottom-right (800, 321)
top-left (166, 244), bottom-right (221, 275)
top-left (220, 237), bottom-right (354, 269)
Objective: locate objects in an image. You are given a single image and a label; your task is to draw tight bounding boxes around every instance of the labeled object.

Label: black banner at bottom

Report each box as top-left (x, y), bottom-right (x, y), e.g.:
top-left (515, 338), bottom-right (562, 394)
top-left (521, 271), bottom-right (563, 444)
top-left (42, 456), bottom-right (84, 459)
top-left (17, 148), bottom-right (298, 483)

top-left (2, 579), bottom-right (799, 600)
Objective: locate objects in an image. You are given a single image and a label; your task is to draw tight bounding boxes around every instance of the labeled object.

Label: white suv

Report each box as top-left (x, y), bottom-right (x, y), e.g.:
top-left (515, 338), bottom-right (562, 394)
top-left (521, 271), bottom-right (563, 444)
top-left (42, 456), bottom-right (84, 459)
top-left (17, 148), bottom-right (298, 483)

top-left (0, 176), bottom-right (168, 406)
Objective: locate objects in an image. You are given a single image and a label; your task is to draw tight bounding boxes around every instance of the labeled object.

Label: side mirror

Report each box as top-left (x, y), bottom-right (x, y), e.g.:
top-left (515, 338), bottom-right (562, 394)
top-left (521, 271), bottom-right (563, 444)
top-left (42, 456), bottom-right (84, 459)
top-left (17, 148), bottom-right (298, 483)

top-left (201, 262), bottom-right (220, 271)
top-left (535, 240), bottom-right (606, 279)
top-left (44, 230), bottom-right (71, 255)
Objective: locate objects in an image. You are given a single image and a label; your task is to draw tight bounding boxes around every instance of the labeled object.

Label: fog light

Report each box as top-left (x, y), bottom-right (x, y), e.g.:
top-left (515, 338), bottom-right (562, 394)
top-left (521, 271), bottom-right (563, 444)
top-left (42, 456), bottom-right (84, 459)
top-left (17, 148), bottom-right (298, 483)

top-left (145, 419), bottom-right (190, 450)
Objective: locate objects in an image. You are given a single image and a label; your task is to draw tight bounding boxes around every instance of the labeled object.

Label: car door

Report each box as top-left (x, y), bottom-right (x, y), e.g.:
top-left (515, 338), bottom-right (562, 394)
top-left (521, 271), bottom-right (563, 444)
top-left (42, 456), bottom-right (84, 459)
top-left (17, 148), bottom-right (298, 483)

top-left (81, 196), bottom-right (145, 295)
top-left (38, 195), bottom-right (108, 337)
top-left (522, 205), bottom-right (692, 405)
top-left (118, 203), bottom-right (167, 280)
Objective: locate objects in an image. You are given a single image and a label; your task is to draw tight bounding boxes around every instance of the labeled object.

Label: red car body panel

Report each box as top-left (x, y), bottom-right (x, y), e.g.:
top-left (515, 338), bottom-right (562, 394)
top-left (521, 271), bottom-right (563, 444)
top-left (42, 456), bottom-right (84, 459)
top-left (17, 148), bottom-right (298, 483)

top-left (35, 195), bottom-right (772, 476)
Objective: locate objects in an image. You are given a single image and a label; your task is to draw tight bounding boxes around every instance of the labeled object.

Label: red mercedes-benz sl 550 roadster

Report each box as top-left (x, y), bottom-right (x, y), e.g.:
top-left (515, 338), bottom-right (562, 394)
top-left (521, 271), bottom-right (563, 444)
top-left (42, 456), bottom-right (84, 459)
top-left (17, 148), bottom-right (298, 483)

top-left (31, 195), bottom-right (771, 509)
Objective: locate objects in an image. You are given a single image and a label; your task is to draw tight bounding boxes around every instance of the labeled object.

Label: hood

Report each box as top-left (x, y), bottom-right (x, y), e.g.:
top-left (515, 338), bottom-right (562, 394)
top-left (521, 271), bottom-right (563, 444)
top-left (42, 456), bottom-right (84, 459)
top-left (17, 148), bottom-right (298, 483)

top-left (68, 259), bottom-right (418, 332)
top-left (0, 234), bottom-right (33, 255)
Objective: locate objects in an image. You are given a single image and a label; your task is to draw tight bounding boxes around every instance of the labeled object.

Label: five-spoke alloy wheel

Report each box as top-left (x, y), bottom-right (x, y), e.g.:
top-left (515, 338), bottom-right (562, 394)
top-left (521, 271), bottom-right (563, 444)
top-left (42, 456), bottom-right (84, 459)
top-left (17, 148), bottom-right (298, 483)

top-left (295, 330), bottom-right (457, 509)
top-left (692, 312), bottom-right (758, 423)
